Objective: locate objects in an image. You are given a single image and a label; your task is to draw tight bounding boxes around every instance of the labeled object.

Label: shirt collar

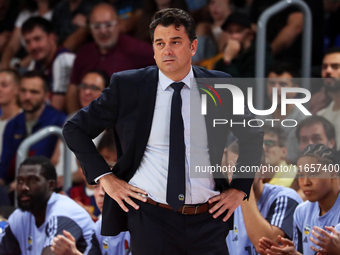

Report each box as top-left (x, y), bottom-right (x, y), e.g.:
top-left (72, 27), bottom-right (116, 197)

top-left (159, 67), bottom-right (194, 91)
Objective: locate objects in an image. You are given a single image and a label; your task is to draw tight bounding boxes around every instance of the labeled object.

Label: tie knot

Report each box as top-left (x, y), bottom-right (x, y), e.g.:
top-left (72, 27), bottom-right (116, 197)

top-left (170, 82), bottom-right (185, 92)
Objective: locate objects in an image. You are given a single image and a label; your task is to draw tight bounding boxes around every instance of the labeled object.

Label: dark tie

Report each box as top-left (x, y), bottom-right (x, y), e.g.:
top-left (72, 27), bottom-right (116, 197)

top-left (166, 82), bottom-right (186, 211)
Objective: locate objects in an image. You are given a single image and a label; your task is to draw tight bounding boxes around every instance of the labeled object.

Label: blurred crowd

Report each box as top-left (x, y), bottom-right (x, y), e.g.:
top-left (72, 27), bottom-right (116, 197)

top-left (0, 0), bottom-right (340, 254)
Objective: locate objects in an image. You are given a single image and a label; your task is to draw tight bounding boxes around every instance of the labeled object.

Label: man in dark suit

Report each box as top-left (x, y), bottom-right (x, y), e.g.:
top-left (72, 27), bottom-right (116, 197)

top-left (63, 8), bottom-right (263, 255)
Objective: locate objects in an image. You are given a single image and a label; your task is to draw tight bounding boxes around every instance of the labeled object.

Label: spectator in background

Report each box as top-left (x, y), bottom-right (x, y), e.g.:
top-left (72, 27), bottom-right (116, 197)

top-left (105, 0), bottom-right (144, 35)
top-left (259, 144), bottom-right (340, 255)
top-left (214, 12), bottom-right (273, 80)
top-left (265, 62), bottom-right (306, 164)
top-left (250, 0), bottom-right (324, 67)
top-left (66, 3), bottom-right (155, 114)
top-left (68, 130), bottom-right (117, 222)
top-left (52, 0), bottom-right (95, 52)
top-left (262, 125), bottom-right (297, 188)
top-left (0, 156), bottom-right (94, 255)
top-left (0, 0), bottom-right (56, 70)
top-left (0, 0), bottom-right (19, 55)
top-left (0, 71), bottom-right (66, 186)
top-left (22, 17), bottom-right (75, 112)
top-left (0, 70), bottom-right (21, 157)
top-left (134, 0), bottom-right (188, 44)
top-left (56, 70), bottom-right (110, 187)
top-left (309, 47), bottom-right (340, 114)
top-left (194, 0), bottom-right (231, 63)
top-left (316, 48), bottom-right (340, 151)
top-left (296, 115), bottom-right (336, 152)
top-left (226, 141), bottom-right (302, 255)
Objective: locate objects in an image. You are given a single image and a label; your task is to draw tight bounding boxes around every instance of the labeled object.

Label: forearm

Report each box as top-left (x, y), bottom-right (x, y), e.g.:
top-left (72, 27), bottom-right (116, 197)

top-left (271, 13), bottom-right (303, 56)
top-left (241, 195), bottom-right (284, 252)
top-left (63, 27), bottom-right (89, 52)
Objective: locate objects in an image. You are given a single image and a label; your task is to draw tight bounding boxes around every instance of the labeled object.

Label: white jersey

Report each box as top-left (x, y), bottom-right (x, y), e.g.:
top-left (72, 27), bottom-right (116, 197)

top-left (293, 192), bottom-right (340, 255)
top-left (85, 217), bottom-right (130, 255)
top-left (0, 193), bottom-right (94, 255)
top-left (227, 184), bottom-right (302, 255)
top-left (336, 223), bottom-right (340, 232)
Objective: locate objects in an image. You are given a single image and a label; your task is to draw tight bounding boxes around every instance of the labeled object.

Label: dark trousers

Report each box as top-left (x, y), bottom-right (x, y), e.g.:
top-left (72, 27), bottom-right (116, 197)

top-left (127, 199), bottom-right (233, 255)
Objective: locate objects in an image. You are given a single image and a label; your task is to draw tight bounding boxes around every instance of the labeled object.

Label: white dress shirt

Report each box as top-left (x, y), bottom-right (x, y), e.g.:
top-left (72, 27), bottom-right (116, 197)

top-left (129, 67), bottom-right (219, 204)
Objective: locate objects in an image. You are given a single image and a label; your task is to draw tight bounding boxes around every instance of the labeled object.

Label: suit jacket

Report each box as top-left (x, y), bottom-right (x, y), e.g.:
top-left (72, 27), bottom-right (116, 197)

top-left (63, 65), bottom-right (263, 236)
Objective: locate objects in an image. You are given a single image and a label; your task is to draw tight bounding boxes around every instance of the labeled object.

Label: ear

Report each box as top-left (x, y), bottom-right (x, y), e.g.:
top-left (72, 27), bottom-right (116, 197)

top-left (281, 146), bottom-right (288, 158)
top-left (48, 179), bottom-right (56, 191)
top-left (190, 39), bottom-right (198, 56)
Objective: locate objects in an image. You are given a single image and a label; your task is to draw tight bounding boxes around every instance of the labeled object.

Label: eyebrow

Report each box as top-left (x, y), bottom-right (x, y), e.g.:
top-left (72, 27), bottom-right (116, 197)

top-left (154, 36), bottom-right (183, 42)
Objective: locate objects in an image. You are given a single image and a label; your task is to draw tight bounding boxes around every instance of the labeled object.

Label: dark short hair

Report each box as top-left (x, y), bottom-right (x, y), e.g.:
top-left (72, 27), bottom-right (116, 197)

top-left (84, 70), bottom-right (110, 88)
top-left (22, 17), bottom-right (54, 36)
top-left (22, 70), bottom-right (49, 93)
top-left (20, 156), bottom-right (57, 182)
top-left (0, 69), bottom-right (21, 85)
top-left (296, 116), bottom-right (336, 145)
top-left (268, 61), bottom-right (300, 79)
top-left (324, 47), bottom-right (340, 57)
top-left (149, 8), bottom-right (197, 43)
top-left (262, 125), bottom-right (287, 147)
top-left (299, 143), bottom-right (335, 165)
top-left (97, 129), bottom-right (116, 153)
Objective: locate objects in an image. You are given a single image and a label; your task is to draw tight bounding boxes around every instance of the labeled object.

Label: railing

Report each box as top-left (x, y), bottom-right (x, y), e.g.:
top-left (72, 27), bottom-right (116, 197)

top-left (255, 0), bottom-right (312, 110)
top-left (15, 126), bottom-right (72, 207)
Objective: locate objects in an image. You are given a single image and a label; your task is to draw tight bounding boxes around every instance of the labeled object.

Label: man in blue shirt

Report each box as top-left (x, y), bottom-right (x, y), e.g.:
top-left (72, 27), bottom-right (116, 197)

top-left (0, 71), bottom-right (66, 185)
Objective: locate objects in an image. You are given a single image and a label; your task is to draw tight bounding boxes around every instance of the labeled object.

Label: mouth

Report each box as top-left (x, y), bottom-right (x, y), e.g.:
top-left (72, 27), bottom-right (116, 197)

top-left (303, 190), bottom-right (312, 195)
top-left (19, 195), bottom-right (32, 202)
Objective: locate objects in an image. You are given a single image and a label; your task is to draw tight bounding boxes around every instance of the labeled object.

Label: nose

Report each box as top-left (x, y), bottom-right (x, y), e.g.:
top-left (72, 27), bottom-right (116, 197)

top-left (99, 185), bottom-right (105, 196)
top-left (164, 45), bottom-right (173, 56)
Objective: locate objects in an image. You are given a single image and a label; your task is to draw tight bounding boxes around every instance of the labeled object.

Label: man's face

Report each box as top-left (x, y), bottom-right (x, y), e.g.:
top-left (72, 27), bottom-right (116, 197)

top-left (0, 72), bottom-right (18, 106)
top-left (23, 27), bottom-right (55, 62)
top-left (321, 53), bottom-right (340, 92)
top-left (221, 23), bottom-right (251, 47)
top-left (209, 0), bottom-right (230, 21)
top-left (299, 123), bottom-right (335, 151)
top-left (263, 133), bottom-right (287, 166)
top-left (16, 165), bottom-right (51, 212)
top-left (267, 72), bottom-right (297, 105)
top-left (93, 183), bottom-right (105, 212)
top-left (79, 73), bottom-right (105, 108)
top-left (89, 6), bottom-right (119, 51)
top-left (297, 156), bottom-right (334, 203)
top-left (19, 77), bottom-right (47, 114)
top-left (153, 24), bottom-right (197, 81)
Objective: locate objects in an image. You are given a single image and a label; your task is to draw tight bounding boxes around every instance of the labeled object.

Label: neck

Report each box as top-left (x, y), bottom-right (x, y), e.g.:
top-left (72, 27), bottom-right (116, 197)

top-left (273, 104), bottom-right (294, 120)
top-left (25, 104), bottom-right (45, 122)
top-left (330, 91), bottom-right (340, 111)
top-left (165, 65), bottom-right (191, 82)
top-left (253, 182), bottom-right (264, 202)
top-left (42, 45), bottom-right (57, 68)
top-left (157, 3), bottom-right (170, 10)
top-left (319, 189), bottom-right (339, 216)
top-left (37, 1), bottom-right (49, 15)
top-left (32, 201), bottom-right (48, 228)
top-left (0, 102), bottom-right (20, 120)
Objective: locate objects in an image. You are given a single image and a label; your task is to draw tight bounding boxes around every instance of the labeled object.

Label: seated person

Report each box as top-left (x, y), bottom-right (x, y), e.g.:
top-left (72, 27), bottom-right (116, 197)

top-left (259, 144), bottom-right (340, 255)
top-left (0, 156), bottom-right (94, 254)
top-left (0, 71), bottom-right (66, 185)
top-left (226, 142), bottom-right (302, 255)
top-left (214, 12), bottom-right (273, 78)
top-left (68, 130), bottom-right (117, 221)
top-left (52, 182), bottom-right (131, 255)
top-left (262, 125), bottom-right (297, 188)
